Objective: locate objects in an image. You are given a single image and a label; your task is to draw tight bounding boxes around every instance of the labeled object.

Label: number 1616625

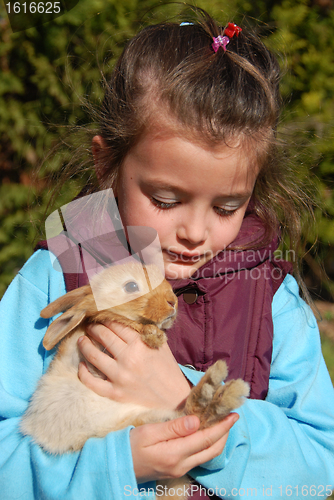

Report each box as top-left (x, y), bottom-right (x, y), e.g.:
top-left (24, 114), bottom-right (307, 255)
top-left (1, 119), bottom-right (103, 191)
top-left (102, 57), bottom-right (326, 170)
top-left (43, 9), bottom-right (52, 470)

top-left (278, 485), bottom-right (333, 497)
top-left (5, 2), bottom-right (61, 14)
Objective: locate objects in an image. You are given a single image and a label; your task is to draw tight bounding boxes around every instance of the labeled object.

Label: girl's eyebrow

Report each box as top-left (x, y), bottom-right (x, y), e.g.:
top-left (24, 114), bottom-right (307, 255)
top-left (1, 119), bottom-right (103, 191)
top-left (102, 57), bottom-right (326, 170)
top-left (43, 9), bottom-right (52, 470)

top-left (143, 179), bottom-right (253, 200)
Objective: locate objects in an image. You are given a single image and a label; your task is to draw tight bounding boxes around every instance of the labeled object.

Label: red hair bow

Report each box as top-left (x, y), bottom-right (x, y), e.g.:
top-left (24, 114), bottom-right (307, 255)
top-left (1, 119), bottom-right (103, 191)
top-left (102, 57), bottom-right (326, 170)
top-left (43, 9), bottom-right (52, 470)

top-left (224, 22), bottom-right (242, 39)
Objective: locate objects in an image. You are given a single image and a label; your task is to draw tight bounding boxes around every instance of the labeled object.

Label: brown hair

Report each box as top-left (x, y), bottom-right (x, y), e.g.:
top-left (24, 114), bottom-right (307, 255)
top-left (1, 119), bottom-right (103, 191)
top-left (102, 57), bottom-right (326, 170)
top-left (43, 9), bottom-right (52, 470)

top-left (97, 12), bottom-right (281, 185)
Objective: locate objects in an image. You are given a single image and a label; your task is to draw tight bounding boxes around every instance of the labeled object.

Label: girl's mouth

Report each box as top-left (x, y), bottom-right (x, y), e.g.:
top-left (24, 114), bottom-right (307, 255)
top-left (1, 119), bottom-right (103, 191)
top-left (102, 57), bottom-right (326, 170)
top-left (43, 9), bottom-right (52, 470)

top-left (163, 249), bottom-right (204, 263)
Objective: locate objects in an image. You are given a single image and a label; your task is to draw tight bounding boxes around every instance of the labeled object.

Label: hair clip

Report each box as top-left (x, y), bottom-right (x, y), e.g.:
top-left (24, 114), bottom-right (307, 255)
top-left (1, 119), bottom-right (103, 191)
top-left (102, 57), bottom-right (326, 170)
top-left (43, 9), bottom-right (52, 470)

top-left (224, 22), bottom-right (242, 38)
top-left (212, 22), bottom-right (242, 53)
top-left (212, 35), bottom-right (229, 53)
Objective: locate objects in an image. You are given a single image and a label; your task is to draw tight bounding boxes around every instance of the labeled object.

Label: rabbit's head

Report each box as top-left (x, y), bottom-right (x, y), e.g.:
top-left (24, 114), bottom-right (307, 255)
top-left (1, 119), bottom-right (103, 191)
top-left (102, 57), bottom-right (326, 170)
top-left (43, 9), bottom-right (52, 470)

top-left (41, 262), bottom-right (177, 350)
top-left (89, 262), bottom-right (177, 328)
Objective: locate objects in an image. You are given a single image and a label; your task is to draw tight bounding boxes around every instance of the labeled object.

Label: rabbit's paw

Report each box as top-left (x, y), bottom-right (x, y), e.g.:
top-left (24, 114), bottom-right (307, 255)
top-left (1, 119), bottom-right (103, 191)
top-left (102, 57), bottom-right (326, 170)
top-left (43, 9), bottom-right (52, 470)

top-left (199, 378), bottom-right (250, 428)
top-left (184, 360), bottom-right (228, 419)
top-left (141, 324), bottom-right (167, 349)
top-left (184, 360), bottom-right (249, 428)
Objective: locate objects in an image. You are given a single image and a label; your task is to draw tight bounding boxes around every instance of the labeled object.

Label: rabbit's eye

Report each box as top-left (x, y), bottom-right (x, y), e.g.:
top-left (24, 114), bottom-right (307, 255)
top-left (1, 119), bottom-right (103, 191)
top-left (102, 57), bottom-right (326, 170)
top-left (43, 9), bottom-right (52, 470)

top-left (123, 281), bottom-right (140, 293)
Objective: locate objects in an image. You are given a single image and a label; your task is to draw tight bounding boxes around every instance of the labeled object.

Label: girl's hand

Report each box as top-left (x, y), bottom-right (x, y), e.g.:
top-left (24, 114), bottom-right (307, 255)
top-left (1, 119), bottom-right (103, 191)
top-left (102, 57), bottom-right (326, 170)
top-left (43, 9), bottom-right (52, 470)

top-left (77, 322), bottom-right (192, 410)
top-left (130, 413), bottom-right (239, 483)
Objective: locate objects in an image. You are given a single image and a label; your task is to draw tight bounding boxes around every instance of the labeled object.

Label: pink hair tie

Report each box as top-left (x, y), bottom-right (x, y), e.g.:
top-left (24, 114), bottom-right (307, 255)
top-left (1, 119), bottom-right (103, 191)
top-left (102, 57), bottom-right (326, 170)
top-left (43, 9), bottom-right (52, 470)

top-left (212, 22), bottom-right (242, 53)
top-left (212, 35), bottom-right (229, 53)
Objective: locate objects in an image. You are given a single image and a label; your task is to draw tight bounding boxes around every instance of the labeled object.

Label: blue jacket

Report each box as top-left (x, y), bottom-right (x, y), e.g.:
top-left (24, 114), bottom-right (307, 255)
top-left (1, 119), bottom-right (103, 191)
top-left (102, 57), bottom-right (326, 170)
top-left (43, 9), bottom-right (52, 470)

top-left (0, 249), bottom-right (333, 499)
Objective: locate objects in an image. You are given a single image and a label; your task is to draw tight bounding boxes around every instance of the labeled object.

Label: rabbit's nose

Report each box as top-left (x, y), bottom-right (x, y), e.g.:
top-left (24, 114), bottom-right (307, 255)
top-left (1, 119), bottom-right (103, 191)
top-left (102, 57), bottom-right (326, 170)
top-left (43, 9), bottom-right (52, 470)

top-left (167, 299), bottom-right (176, 308)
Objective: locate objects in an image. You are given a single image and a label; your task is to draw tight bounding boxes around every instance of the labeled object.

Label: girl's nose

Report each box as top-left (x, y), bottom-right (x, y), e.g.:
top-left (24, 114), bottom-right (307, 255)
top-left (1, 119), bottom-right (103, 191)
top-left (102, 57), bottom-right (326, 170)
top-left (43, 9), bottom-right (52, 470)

top-left (176, 214), bottom-right (208, 246)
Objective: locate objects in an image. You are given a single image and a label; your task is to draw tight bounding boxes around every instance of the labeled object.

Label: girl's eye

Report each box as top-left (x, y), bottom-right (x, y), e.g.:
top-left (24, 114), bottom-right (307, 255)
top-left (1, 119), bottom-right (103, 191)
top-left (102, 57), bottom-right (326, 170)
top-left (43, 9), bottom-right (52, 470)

top-left (214, 206), bottom-right (238, 217)
top-left (151, 196), bottom-right (238, 216)
top-left (150, 197), bottom-right (178, 210)
top-left (123, 281), bottom-right (140, 293)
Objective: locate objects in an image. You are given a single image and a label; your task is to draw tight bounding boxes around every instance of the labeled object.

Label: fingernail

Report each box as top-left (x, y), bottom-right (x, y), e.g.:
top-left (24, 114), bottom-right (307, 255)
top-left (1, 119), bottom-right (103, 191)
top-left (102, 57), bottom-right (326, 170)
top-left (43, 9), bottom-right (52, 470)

top-left (229, 413), bottom-right (239, 425)
top-left (77, 336), bottom-right (85, 344)
top-left (184, 416), bottom-right (199, 431)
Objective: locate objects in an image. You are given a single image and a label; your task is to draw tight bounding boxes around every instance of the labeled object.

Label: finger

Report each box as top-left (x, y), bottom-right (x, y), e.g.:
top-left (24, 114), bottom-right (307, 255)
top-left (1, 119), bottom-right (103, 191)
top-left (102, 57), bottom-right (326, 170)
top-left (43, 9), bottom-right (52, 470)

top-left (77, 335), bottom-right (118, 379)
top-left (186, 428), bottom-right (230, 466)
top-left (183, 433), bottom-right (229, 472)
top-left (180, 413), bottom-right (239, 468)
top-left (160, 415), bottom-right (201, 441)
top-left (189, 413), bottom-right (238, 452)
top-left (130, 414), bottom-right (238, 481)
top-left (132, 415), bottom-right (201, 448)
top-left (102, 321), bottom-right (141, 345)
top-left (78, 360), bottom-right (115, 398)
top-left (86, 323), bottom-right (126, 358)
top-left (168, 412), bottom-right (238, 458)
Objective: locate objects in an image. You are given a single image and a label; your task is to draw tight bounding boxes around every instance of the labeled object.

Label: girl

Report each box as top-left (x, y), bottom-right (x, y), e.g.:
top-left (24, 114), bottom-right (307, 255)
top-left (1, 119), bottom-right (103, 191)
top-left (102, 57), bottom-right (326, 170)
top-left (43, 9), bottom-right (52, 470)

top-left (0, 9), bottom-right (334, 500)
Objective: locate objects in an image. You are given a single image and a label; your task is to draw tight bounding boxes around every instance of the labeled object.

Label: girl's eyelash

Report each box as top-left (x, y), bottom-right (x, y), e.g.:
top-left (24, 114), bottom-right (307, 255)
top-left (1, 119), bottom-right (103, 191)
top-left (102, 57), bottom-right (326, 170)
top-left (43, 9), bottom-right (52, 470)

top-left (150, 197), bottom-right (178, 209)
top-left (151, 197), bottom-right (238, 217)
top-left (214, 207), bottom-right (238, 217)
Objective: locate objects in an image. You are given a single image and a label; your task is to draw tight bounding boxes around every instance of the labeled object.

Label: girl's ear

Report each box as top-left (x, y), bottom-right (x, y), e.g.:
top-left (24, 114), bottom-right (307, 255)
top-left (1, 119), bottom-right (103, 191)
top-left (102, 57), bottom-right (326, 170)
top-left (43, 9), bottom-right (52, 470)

top-left (92, 135), bottom-right (109, 186)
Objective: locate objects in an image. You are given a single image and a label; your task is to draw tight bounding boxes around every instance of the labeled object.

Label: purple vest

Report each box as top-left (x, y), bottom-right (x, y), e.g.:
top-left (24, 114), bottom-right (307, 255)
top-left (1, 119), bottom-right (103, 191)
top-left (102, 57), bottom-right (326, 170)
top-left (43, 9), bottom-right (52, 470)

top-left (36, 213), bottom-right (291, 498)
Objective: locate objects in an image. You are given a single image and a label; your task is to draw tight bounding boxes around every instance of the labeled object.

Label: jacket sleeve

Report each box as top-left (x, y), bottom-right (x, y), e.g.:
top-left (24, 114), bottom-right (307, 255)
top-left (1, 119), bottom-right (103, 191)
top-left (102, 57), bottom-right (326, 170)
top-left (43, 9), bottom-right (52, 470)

top-left (184, 274), bottom-right (334, 499)
top-left (0, 250), bottom-right (152, 500)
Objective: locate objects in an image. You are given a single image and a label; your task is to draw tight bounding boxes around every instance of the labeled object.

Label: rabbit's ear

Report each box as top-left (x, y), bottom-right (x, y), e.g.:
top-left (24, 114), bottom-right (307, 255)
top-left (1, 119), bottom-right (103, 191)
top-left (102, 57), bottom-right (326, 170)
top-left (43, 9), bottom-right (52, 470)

top-left (43, 307), bottom-right (86, 350)
top-left (41, 285), bottom-right (92, 319)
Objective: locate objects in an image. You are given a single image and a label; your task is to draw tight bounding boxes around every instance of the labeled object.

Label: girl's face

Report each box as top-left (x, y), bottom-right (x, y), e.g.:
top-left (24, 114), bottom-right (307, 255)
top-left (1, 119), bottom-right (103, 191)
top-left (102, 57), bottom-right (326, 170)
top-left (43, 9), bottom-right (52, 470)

top-left (100, 130), bottom-right (258, 280)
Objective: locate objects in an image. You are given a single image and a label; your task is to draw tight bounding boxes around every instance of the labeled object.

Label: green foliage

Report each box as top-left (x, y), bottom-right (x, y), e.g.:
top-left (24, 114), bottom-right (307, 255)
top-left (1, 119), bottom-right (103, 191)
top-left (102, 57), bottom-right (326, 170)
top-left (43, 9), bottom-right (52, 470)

top-left (264, 1), bottom-right (334, 298)
top-left (0, 0), bottom-right (163, 295)
top-left (0, 0), bottom-right (334, 299)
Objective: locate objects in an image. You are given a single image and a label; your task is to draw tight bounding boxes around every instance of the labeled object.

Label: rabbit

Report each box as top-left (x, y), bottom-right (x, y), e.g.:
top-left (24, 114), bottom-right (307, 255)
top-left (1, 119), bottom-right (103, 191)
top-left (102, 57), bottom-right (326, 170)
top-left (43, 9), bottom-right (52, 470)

top-left (20, 261), bottom-right (249, 500)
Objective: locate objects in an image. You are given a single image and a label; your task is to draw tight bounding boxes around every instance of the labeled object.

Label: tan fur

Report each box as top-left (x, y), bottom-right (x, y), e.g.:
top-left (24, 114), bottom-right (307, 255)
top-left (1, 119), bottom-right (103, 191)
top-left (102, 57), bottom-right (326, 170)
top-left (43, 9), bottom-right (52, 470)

top-left (20, 262), bottom-right (249, 500)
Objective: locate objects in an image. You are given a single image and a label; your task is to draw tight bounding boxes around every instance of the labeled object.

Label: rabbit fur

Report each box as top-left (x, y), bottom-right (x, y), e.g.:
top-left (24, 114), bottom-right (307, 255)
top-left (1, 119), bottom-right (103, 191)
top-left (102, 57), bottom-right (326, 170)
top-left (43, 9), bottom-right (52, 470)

top-left (21, 261), bottom-right (249, 500)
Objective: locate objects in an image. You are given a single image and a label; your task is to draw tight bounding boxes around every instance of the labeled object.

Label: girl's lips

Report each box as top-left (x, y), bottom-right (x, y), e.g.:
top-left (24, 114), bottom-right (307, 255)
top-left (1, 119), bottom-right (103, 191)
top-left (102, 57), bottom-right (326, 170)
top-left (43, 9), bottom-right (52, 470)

top-left (163, 249), bottom-right (204, 263)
